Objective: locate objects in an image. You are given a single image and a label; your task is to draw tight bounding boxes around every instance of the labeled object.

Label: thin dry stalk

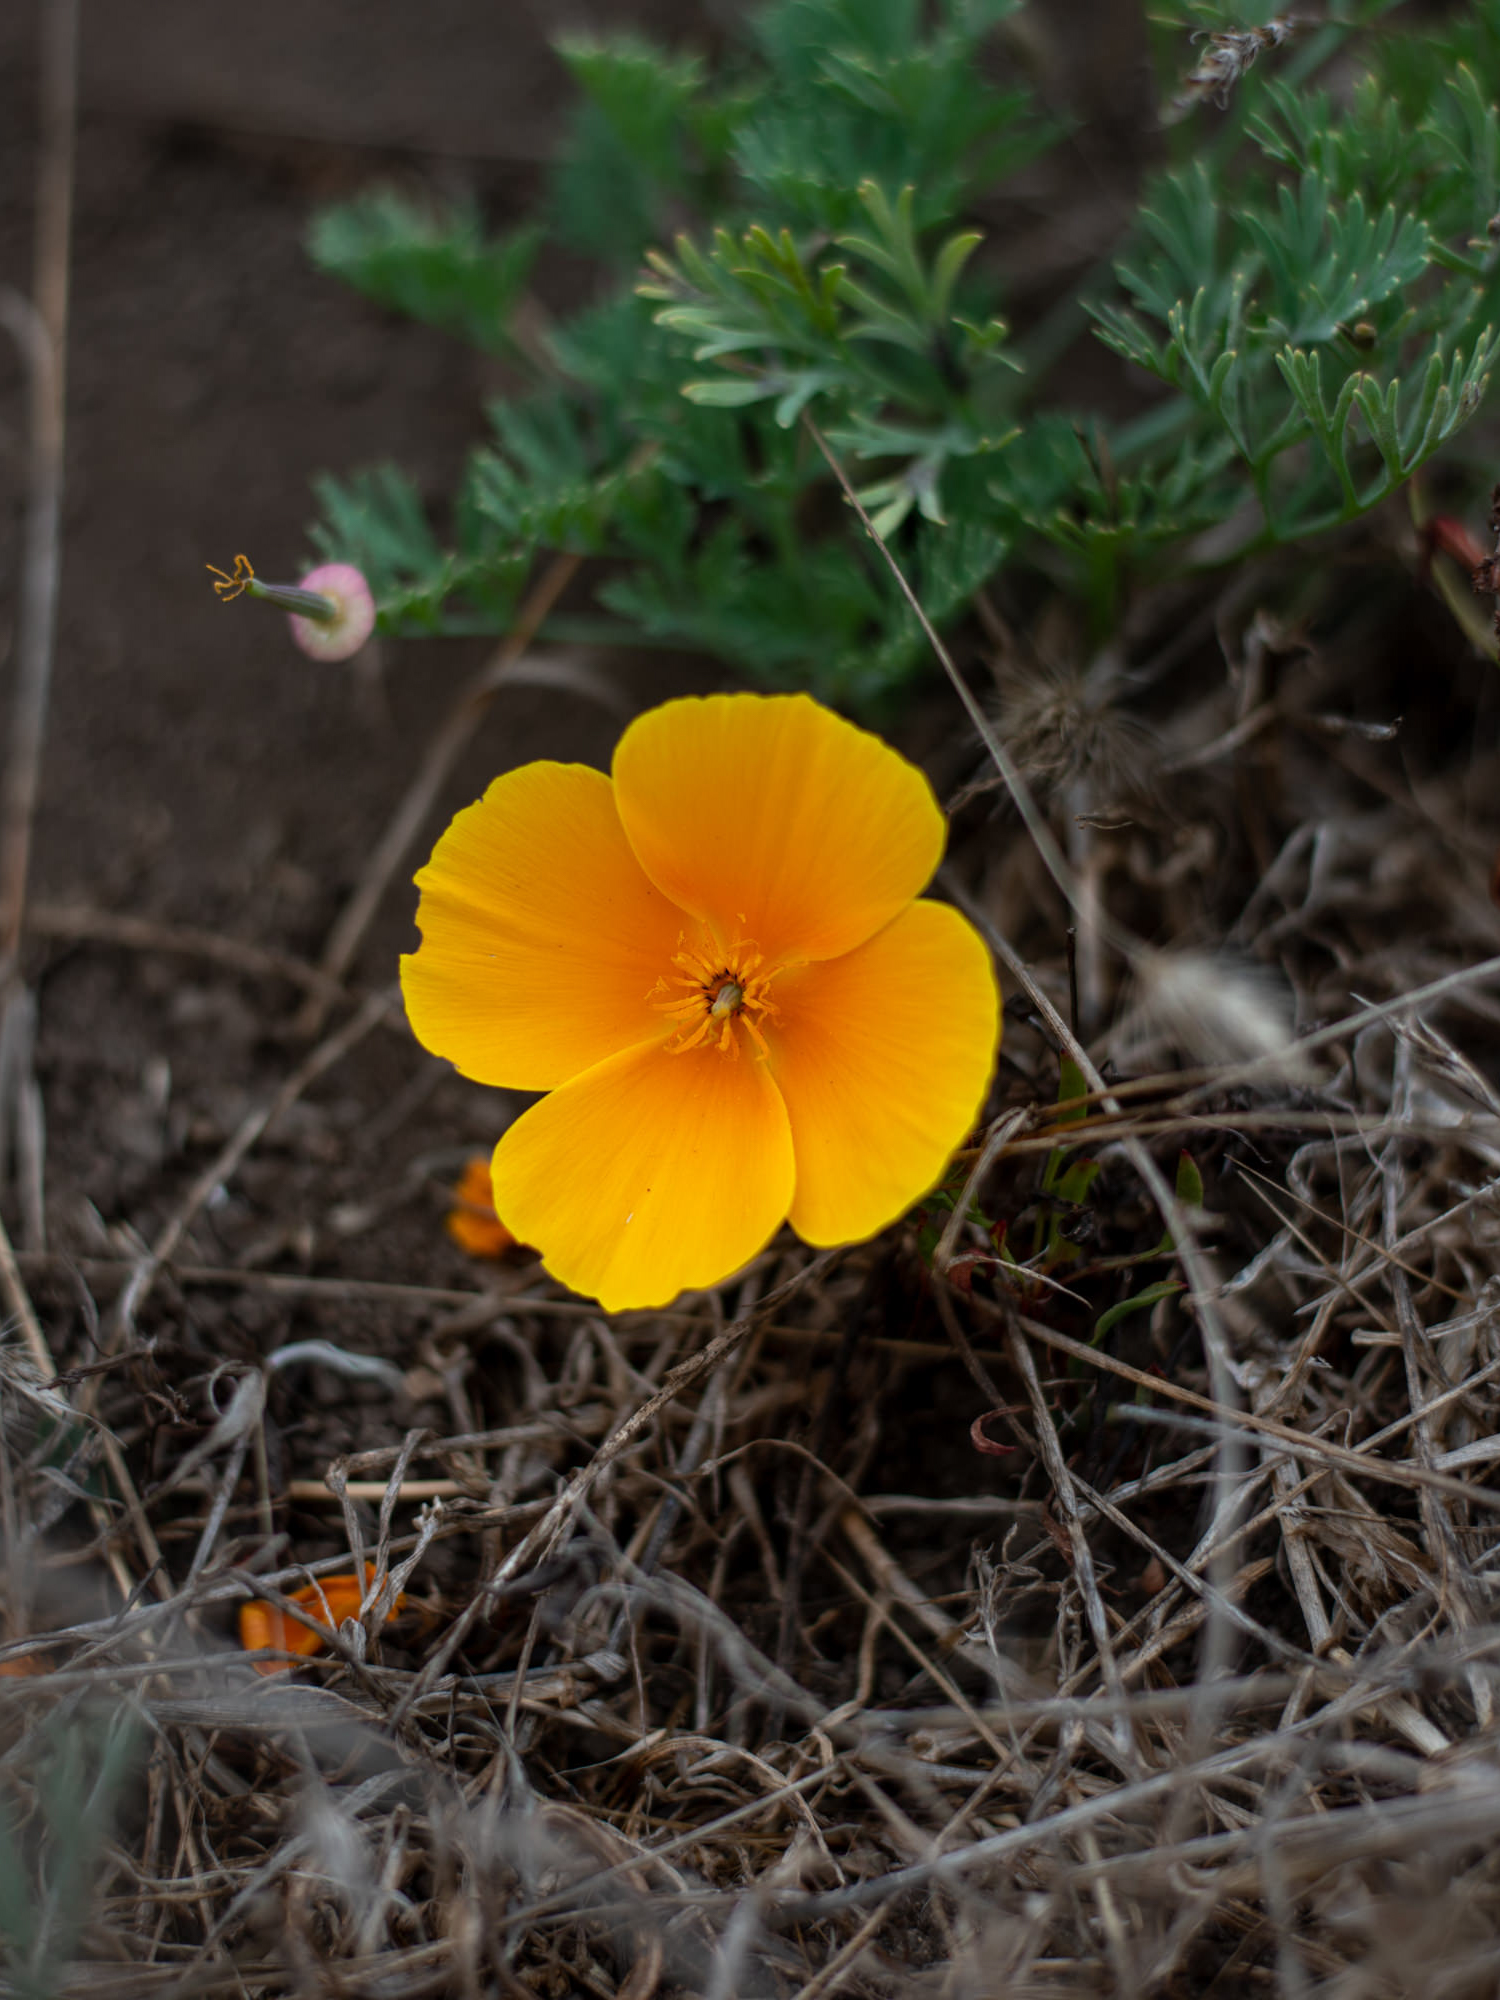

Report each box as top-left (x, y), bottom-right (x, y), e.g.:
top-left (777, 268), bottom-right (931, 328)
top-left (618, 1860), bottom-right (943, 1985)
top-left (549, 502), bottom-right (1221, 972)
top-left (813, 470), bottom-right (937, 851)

top-left (0, 0), bottom-right (76, 976)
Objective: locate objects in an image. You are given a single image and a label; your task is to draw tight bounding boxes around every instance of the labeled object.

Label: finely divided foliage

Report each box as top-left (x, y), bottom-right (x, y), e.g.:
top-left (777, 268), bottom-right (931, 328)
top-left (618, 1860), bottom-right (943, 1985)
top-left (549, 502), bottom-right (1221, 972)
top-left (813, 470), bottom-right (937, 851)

top-left (310, 0), bottom-right (1500, 694)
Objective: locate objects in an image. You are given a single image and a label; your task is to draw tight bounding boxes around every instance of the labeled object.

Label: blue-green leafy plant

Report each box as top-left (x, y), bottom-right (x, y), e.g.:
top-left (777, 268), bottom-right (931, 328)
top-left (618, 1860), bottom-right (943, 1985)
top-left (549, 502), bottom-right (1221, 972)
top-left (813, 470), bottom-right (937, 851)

top-left (306, 0), bottom-right (1500, 707)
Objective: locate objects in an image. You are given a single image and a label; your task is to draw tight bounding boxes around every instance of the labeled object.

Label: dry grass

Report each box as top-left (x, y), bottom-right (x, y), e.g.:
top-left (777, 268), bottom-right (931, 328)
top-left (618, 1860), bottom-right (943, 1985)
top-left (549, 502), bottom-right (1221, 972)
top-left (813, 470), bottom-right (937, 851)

top-left (6, 549), bottom-right (1500, 2000)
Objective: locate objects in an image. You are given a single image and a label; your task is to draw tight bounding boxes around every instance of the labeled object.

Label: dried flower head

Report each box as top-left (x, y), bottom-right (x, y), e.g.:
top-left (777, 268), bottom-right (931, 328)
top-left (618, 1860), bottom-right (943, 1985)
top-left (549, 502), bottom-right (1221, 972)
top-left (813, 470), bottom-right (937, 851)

top-left (1165, 19), bottom-right (1300, 124)
top-left (206, 554), bottom-right (376, 661)
top-left (954, 654), bottom-right (1159, 820)
top-left (402, 692), bottom-right (1000, 1310)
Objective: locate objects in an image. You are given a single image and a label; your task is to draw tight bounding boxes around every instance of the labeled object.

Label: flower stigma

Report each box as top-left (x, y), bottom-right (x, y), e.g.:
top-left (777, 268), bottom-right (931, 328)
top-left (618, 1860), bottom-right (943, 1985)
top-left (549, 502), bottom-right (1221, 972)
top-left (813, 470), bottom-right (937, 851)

top-left (652, 932), bottom-right (782, 1059)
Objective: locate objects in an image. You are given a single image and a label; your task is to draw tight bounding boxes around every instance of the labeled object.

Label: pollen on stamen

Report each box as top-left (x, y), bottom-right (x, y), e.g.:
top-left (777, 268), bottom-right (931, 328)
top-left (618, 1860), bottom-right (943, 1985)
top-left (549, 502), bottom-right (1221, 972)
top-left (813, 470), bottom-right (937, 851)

top-left (650, 936), bottom-right (779, 1059)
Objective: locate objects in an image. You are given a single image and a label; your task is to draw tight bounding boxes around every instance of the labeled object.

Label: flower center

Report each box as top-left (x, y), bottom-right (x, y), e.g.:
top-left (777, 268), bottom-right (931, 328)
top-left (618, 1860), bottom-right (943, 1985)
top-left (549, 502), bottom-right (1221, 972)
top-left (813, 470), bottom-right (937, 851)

top-left (651, 933), bottom-right (781, 1058)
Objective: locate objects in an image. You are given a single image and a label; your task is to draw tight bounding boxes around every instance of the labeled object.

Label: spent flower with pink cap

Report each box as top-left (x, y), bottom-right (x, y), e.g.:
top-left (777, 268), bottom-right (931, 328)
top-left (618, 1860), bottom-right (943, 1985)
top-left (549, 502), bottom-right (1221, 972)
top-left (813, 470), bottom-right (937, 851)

top-left (207, 553), bottom-right (376, 661)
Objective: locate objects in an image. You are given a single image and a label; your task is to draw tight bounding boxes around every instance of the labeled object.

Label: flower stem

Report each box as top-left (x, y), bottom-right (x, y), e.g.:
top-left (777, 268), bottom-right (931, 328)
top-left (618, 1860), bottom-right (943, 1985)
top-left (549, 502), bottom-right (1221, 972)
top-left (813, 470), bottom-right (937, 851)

top-left (244, 578), bottom-right (338, 622)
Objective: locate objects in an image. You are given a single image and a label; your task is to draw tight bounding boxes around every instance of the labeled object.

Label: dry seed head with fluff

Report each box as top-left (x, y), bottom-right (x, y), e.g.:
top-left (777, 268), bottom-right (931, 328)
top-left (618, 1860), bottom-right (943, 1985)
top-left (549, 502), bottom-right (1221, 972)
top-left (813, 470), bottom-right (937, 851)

top-left (1124, 948), bottom-right (1310, 1078)
top-left (1164, 18), bottom-right (1300, 123)
top-left (962, 654), bottom-right (1161, 819)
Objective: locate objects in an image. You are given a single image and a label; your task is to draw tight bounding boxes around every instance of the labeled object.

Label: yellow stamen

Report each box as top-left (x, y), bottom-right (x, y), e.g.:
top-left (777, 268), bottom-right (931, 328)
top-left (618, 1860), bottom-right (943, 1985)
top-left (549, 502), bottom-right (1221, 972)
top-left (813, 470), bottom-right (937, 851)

top-left (651, 934), bottom-right (781, 1060)
top-left (207, 553), bottom-right (256, 601)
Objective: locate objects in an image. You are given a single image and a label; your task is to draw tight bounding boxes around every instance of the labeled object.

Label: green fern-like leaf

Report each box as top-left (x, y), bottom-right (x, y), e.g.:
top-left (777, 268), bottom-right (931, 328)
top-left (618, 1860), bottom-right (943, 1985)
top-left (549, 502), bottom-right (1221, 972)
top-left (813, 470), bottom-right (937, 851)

top-left (309, 192), bottom-right (536, 352)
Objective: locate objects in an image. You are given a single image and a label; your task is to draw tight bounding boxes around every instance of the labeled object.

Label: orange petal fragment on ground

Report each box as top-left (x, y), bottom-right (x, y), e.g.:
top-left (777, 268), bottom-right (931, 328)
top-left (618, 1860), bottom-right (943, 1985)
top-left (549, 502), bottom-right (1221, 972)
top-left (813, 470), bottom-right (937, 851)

top-left (612, 693), bottom-right (945, 964)
top-left (766, 899), bottom-right (999, 1246)
top-left (239, 1569), bottom-right (404, 1677)
top-left (491, 1033), bottom-right (796, 1312)
top-left (0, 1652), bottom-right (48, 1677)
top-left (445, 1154), bottom-right (519, 1259)
top-left (402, 762), bottom-right (685, 1092)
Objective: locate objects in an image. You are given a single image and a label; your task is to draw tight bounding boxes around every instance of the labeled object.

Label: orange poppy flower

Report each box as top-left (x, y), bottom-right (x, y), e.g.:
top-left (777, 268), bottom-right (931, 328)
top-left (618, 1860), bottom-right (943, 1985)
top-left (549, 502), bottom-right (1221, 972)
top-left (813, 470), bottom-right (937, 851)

top-left (238, 1569), bottom-right (402, 1677)
top-left (401, 692), bottom-right (999, 1310)
top-left (446, 1154), bottom-right (520, 1259)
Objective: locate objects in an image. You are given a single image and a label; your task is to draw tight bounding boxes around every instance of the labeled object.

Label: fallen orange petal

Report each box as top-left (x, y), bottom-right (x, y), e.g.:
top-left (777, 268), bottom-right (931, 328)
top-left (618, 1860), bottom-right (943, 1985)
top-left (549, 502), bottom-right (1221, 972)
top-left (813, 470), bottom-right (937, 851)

top-left (0, 1652), bottom-right (48, 1677)
top-left (445, 1155), bottom-right (518, 1260)
top-left (239, 1568), bottom-right (404, 1676)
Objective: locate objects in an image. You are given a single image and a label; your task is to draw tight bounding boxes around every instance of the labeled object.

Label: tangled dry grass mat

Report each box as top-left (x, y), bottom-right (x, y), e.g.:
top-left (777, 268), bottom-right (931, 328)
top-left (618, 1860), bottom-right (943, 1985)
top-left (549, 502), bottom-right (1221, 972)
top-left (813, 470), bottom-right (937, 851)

top-left (11, 602), bottom-right (1500, 1997)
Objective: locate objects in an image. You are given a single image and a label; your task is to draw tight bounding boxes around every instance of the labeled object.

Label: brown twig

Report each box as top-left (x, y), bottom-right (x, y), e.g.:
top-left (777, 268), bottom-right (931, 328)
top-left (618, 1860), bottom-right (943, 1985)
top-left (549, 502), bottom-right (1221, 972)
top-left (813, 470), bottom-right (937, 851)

top-left (24, 900), bottom-right (346, 999)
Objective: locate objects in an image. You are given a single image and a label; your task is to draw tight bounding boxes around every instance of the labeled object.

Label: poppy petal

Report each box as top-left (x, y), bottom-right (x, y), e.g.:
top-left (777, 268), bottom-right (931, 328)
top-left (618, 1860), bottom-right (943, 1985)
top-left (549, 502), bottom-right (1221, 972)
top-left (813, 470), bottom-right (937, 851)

top-left (612, 693), bottom-right (945, 964)
top-left (491, 1037), bottom-right (795, 1311)
top-left (766, 899), bottom-right (998, 1245)
top-left (402, 762), bottom-right (686, 1091)
top-left (445, 1156), bottom-right (520, 1259)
